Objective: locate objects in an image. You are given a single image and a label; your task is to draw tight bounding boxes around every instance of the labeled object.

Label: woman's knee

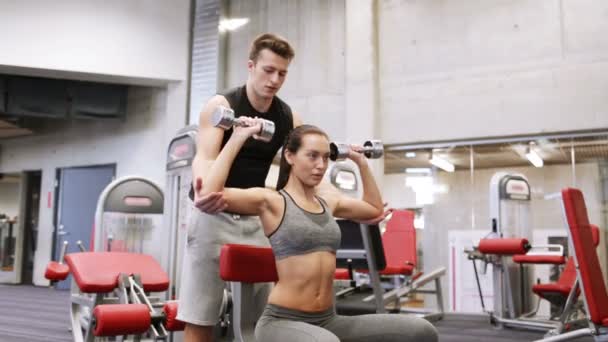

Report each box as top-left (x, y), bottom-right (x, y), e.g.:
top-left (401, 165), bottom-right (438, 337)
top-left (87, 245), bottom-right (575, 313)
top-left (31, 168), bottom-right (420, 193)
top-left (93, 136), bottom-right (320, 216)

top-left (408, 316), bottom-right (438, 342)
top-left (255, 321), bottom-right (340, 342)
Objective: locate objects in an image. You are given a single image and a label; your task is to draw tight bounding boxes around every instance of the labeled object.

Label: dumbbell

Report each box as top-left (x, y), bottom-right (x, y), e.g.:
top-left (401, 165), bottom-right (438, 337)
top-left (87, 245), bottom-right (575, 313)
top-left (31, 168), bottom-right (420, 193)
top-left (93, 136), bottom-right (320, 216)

top-left (211, 106), bottom-right (275, 142)
top-left (329, 140), bottom-right (384, 161)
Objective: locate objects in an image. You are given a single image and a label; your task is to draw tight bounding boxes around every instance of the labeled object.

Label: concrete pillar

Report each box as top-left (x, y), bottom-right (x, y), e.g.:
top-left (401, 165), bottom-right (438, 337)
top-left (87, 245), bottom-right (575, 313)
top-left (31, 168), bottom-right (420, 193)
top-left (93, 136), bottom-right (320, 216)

top-left (345, 0), bottom-right (384, 191)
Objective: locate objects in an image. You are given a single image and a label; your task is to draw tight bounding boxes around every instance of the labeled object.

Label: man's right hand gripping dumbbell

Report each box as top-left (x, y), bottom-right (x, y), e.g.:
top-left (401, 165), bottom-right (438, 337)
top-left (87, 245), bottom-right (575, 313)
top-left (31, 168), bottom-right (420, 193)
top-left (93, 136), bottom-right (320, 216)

top-left (211, 106), bottom-right (276, 142)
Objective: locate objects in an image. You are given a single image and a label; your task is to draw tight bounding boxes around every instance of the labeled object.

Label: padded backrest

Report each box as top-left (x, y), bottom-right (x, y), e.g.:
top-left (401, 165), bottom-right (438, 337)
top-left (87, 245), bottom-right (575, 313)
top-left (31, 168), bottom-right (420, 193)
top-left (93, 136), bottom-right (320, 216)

top-left (556, 258), bottom-right (577, 288)
top-left (219, 244), bottom-right (278, 283)
top-left (556, 225), bottom-right (599, 289)
top-left (382, 210), bottom-right (417, 268)
top-left (561, 188), bottom-right (608, 325)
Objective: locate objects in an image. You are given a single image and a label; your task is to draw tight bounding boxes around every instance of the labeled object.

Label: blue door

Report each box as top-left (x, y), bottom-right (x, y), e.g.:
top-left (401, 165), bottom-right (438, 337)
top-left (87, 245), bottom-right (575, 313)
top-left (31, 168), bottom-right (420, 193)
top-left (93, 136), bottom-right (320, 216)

top-left (54, 165), bottom-right (114, 290)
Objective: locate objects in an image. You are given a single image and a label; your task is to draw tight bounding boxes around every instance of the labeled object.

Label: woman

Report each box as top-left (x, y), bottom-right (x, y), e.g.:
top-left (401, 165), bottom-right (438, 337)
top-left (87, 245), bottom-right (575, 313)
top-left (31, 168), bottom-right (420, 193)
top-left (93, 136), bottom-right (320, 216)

top-left (199, 119), bottom-right (438, 342)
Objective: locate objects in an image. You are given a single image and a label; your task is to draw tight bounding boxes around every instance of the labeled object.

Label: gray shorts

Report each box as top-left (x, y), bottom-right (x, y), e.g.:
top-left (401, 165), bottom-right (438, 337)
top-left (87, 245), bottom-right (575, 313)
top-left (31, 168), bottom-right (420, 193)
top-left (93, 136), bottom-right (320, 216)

top-left (176, 209), bottom-right (271, 326)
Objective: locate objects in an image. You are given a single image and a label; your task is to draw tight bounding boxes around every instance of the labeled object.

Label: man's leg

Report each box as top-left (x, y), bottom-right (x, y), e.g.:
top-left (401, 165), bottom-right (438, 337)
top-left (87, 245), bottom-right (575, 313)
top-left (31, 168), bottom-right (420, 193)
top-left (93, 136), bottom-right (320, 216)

top-left (177, 211), bottom-right (230, 341)
top-left (184, 323), bottom-right (213, 342)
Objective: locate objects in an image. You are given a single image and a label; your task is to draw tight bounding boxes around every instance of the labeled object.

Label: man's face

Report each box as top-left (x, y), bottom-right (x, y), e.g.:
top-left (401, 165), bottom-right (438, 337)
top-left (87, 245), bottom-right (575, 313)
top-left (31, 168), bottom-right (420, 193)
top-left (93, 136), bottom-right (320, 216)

top-left (248, 49), bottom-right (290, 100)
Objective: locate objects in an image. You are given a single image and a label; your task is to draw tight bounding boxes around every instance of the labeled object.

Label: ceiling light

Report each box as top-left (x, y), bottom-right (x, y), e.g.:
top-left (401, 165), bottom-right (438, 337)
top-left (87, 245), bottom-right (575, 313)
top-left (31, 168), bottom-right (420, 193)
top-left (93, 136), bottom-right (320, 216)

top-left (405, 152), bottom-right (417, 158)
top-left (525, 149), bottom-right (544, 167)
top-left (429, 156), bottom-right (455, 172)
top-left (405, 168), bottom-right (431, 174)
top-left (219, 18), bottom-right (250, 32)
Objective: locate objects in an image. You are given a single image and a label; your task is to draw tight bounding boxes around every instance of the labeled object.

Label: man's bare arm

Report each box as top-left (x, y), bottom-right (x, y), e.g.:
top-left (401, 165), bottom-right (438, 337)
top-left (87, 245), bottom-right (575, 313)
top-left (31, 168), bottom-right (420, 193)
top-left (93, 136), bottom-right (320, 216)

top-left (191, 95), bottom-right (230, 213)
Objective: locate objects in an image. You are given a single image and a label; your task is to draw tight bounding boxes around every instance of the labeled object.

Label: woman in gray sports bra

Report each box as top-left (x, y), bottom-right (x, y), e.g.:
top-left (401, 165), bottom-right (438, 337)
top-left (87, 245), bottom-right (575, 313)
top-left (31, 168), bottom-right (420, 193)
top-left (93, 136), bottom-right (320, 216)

top-left (199, 119), bottom-right (438, 342)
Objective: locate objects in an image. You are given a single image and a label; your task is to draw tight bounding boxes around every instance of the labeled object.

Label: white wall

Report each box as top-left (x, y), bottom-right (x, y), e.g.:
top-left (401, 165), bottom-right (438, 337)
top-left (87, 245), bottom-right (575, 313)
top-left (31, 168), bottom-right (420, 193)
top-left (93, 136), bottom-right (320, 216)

top-left (222, 0), bottom-right (347, 140)
top-left (0, 0), bottom-right (190, 85)
top-left (218, 1), bottom-right (608, 144)
top-left (378, 0), bottom-right (608, 144)
top-left (0, 0), bottom-right (191, 285)
top-left (0, 180), bottom-right (21, 218)
top-left (0, 85), bottom-right (189, 285)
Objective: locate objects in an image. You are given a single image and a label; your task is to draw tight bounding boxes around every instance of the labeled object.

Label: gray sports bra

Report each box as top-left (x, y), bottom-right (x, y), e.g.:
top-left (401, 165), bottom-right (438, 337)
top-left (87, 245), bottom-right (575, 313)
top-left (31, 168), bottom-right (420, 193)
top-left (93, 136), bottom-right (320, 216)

top-left (268, 190), bottom-right (341, 260)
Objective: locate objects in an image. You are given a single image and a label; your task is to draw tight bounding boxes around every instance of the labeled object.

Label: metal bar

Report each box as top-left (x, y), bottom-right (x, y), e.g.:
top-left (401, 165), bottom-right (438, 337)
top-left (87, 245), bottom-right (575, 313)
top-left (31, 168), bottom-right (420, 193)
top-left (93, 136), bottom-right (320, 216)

top-left (59, 241), bottom-right (69, 263)
top-left (533, 327), bottom-right (592, 342)
top-left (360, 224), bottom-right (385, 313)
top-left (386, 129), bottom-right (608, 152)
top-left (471, 259), bottom-right (486, 312)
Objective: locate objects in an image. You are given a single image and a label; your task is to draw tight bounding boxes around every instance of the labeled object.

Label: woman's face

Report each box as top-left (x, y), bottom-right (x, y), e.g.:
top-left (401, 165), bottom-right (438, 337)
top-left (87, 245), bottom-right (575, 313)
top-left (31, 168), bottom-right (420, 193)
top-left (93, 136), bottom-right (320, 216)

top-left (287, 133), bottom-right (330, 187)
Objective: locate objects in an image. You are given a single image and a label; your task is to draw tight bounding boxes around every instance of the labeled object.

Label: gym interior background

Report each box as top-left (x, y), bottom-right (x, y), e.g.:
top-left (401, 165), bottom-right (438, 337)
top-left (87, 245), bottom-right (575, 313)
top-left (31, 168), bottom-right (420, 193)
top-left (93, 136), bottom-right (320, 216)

top-left (0, 0), bottom-right (607, 326)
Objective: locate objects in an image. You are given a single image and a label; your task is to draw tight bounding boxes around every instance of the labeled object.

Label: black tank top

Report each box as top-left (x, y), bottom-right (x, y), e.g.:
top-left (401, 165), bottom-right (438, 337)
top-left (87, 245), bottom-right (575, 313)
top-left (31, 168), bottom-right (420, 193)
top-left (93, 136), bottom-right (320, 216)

top-left (189, 85), bottom-right (293, 200)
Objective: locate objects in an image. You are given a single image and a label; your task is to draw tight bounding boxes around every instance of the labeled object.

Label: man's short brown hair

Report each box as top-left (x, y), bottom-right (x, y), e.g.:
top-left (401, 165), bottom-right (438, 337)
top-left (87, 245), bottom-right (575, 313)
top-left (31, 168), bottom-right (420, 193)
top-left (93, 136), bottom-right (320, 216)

top-left (249, 33), bottom-right (295, 63)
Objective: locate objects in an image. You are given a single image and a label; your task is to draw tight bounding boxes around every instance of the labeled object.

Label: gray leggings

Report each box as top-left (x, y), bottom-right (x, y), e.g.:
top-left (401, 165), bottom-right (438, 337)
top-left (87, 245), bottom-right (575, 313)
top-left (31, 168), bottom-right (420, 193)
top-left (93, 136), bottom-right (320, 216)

top-left (255, 304), bottom-right (438, 342)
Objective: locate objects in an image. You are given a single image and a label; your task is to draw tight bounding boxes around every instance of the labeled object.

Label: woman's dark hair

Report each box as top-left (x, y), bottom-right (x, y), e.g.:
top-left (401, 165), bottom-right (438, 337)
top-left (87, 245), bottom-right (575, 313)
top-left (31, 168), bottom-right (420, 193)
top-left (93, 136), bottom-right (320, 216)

top-left (276, 125), bottom-right (329, 190)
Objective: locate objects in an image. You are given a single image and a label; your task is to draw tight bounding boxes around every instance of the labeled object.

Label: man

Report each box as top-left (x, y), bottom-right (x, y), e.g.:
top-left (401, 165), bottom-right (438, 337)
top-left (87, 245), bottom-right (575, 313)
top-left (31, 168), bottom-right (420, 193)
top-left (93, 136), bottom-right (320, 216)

top-left (177, 33), bottom-right (302, 342)
top-left (178, 33), bottom-right (391, 342)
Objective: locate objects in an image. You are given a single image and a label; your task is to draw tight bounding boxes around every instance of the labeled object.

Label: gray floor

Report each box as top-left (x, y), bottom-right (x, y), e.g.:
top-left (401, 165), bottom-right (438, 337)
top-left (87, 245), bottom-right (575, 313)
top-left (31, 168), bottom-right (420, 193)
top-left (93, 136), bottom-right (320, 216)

top-left (434, 313), bottom-right (593, 342)
top-left (0, 284), bottom-right (71, 342)
top-left (0, 284), bottom-right (597, 342)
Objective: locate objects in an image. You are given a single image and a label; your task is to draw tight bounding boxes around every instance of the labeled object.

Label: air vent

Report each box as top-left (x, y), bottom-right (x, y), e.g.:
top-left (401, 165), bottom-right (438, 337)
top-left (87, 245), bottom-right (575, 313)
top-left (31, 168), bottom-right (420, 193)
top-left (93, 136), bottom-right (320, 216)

top-left (68, 81), bottom-right (127, 120)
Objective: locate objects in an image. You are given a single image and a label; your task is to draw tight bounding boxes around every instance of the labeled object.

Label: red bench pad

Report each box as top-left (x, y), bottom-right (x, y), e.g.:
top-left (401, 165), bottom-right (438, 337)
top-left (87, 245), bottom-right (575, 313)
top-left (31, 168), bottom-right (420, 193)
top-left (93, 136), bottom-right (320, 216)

top-left (163, 301), bottom-right (186, 331)
top-left (478, 238), bottom-right (530, 255)
top-left (379, 264), bottom-right (415, 276)
top-left (334, 268), bottom-right (350, 280)
top-left (220, 244), bottom-right (278, 283)
top-left (532, 283), bottom-right (573, 298)
top-left (513, 255), bottom-right (566, 265)
top-left (93, 304), bottom-right (150, 336)
top-left (65, 252), bottom-right (169, 293)
top-left (45, 261), bottom-right (70, 281)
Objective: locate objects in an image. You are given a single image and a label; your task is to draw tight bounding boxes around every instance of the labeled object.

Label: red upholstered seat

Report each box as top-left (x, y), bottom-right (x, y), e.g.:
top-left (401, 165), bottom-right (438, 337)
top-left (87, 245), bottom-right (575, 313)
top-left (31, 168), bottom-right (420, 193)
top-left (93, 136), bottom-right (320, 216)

top-left (513, 255), bottom-right (566, 265)
top-left (65, 252), bottom-right (169, 293)
top-left (532, 258), bottom-right (578, 302)
top-left (219, 244), bottom-right (278, 283)
top-left (603, 318), bottom-right (608, 327)
top-left (530, 225), bottom-right (600, 306)
top-left (562, 188), bottom-right (608, 326)
top-left (532, 283), bottom-right (573, 298)
top-left (378, 210), bottom-right (417, 276)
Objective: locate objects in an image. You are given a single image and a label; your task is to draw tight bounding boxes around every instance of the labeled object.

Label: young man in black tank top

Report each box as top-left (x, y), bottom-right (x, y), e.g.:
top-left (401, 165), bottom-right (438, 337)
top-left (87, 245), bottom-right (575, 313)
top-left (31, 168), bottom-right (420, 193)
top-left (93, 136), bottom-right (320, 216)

top-left (178, 33), bottom-right (304, 342)
top-left (178, 33), bottom-right (392, 342)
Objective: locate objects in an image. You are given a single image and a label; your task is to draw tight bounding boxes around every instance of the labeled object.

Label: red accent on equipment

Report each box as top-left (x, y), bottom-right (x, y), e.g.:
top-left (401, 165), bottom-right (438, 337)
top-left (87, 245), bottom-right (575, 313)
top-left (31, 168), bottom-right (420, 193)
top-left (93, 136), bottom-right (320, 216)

top-left (163, 301), bottom-right (186, 331)
top-left (533, 258), bottom-right (579, 300)
top-left (65, 252), bottom-right (169, 293)
top-left (219, 244), bottom-right (278, 283)
top-left (513, 255), bottom-right (566, 265)
top-left (93, 304), bottom-right (150, 336)
top-left (561, 188), bottom-right (608, 326)
top-left (378, 210), bottom-right (417, 275)
top-left (45, 261), bottom-right (70, 281)
top-left (478, 238), bottom-right (530, 255)
top-left (334, 268), bottom-right (351, 280)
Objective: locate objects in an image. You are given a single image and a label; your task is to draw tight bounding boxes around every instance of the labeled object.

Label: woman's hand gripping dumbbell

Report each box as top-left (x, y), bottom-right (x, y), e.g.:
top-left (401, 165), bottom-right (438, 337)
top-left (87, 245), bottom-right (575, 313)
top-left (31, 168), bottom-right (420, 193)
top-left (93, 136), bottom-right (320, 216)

top-left (211, 106), bottom-right (275, 142)
top-left (329, 140), bottom-right (384, 161)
